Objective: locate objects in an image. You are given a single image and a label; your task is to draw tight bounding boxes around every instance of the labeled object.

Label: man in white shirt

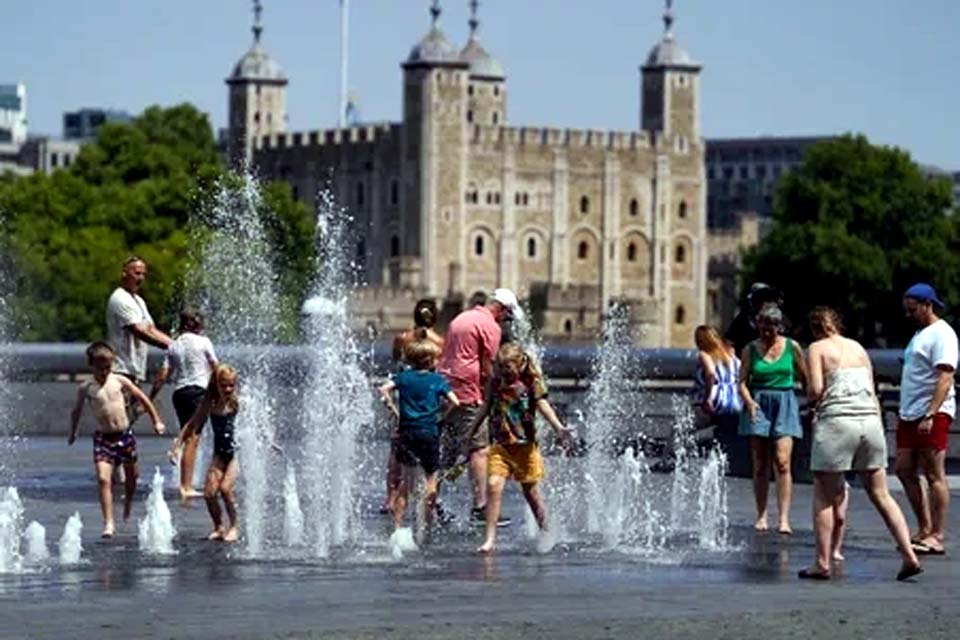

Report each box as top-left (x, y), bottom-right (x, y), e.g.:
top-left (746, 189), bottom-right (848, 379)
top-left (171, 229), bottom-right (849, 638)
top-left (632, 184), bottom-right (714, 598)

top-left (106, 257), bottom-right (172, 391)
top-left (895, 283), bottom-right (957, 555)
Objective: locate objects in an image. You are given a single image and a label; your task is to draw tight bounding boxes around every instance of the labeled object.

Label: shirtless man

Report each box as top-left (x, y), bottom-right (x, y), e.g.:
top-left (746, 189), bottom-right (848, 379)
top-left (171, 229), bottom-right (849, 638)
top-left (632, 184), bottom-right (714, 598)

top-left (69, 342), bottom-right (166, 538)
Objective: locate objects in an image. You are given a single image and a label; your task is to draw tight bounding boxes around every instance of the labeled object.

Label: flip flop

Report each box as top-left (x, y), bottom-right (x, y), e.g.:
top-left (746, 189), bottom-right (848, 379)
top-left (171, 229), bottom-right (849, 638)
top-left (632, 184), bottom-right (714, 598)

top-left (912, 542), bottom-right (946, 556)
top-left (797, 568), bottom-right (830, 581)
top-left (897, 565), bottom-right (924, 582)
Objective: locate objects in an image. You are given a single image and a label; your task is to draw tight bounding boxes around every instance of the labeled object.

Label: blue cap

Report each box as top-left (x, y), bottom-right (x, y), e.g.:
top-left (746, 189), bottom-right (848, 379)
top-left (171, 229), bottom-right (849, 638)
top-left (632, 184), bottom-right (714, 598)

top-left (904, 283), bottom-right (945, 308)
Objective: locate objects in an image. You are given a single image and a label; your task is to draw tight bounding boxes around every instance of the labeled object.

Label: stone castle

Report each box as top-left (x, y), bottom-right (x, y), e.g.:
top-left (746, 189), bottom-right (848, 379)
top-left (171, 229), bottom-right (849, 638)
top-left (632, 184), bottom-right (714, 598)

top-left (225, 1), bottom-right (707, 347)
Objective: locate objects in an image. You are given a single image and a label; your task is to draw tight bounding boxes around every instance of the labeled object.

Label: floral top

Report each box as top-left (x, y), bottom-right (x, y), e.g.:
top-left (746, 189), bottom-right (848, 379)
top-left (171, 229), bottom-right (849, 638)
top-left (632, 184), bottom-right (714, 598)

top-left (487, 370), bottom-right (548, 446)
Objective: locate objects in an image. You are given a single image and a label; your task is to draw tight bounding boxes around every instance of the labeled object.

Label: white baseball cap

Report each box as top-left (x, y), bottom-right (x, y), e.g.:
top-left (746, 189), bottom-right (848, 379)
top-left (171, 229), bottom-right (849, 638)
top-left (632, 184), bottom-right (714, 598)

top-left (492, 288), bottom-right (523, 318)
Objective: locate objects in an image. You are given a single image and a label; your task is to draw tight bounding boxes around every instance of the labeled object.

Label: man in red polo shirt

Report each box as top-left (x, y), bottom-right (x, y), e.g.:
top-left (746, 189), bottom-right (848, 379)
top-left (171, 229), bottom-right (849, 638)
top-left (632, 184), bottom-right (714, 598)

top-left (438, 288), bottom-right (520, 525)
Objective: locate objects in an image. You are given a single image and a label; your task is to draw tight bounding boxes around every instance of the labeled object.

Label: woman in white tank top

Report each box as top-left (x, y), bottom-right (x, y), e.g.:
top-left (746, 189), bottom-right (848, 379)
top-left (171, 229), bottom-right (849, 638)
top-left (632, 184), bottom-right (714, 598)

top-left (150, 308), bottom-right (218, 499)
top-left (799, 307), bottom-right (920, 581)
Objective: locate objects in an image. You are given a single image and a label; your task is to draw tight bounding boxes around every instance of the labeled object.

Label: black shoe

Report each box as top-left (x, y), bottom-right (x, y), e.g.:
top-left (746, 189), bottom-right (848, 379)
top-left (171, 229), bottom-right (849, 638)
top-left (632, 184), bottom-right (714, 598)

top-left (472, 507), bottom-right (511, 527)
top-left (436, 502), bottom-right (457, 526)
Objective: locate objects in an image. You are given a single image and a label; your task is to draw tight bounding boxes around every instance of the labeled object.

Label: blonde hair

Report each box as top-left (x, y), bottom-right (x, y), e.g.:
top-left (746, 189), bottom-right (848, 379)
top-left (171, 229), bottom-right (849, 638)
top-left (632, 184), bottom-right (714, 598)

top-left (496, 343), bottom-right (541, 383)
top-left (694, 325), bottom-right (732, 364)
top-left (207, 363), bottom-right (240, 414)
top-left (404, 329), bottom-right (441, 370)
top-left (809, 306), bottom-right (843, 339)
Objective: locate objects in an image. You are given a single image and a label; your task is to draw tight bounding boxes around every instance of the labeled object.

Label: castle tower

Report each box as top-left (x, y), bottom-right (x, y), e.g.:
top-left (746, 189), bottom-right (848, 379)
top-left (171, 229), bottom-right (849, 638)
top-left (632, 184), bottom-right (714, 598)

top-left (640, 0), bottom-right (701, 140)
top-left (641, 1), bottom-right (706, 347)
top-left (460, 0), bottom-right (506, 127)
top-left (226, 1), bottom-right (288, 168)
top-left (399, 1), bottom-right (470, 294)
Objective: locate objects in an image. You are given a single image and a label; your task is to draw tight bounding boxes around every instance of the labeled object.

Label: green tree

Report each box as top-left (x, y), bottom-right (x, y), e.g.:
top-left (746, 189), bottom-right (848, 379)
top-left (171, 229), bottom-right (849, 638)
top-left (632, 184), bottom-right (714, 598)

top-left (0, 103), bottom-right (316, 342)
top-left (742, 134), bottom-right (958, 347)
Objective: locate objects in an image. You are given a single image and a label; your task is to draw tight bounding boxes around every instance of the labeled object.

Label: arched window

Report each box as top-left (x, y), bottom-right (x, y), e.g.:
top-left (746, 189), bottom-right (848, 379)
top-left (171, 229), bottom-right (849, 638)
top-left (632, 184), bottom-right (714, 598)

top-left (627, 242), bottom-right (638, 262)
top-left (475, 235), bottom-right (485, 256)
top-left (390, 180), bottom-right (399, 205)
top-left (468, 84), bottom-right (475, 96)
top-left (253, 111), bottom-right (261, 123)
top-left (577, 241), bottom-right (589, 260)
top-left (390, 235), bottom-right (400, 258)
top-left (675, 245), bottom-right (686, 263)
top-left (679, 200), bottom-right (688, 219)
top-left (580, 196), bottom-right (590, 214)
top-left (494, 85), bottom-right (500, 97)
top-left (486, 192), bottom-right (493, 205)
top-left (494, 192), bottom-right (501, 205)
top-left (356, 181), bottom-right (365, 207)
top-left (675, 305), bottom-right (686, 325)
top-left (629, 198), bottom-right (639, 217)
top-left (515, 192), bottom-right (521, 205)
top-left (522, 193), bottom-right (529, 206)
top-left (527, 237), bottom-right (537, 258)
top-left (467, 110), bottom-right (474, 123)
top-left (563, 319), bottom-right (573, 334)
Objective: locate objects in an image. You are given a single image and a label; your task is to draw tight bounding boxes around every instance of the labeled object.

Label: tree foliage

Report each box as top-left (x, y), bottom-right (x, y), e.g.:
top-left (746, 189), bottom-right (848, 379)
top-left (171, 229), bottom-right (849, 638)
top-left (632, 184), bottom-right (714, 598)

top-left (742, 134), bottom-right (958, 347)
top-left (0, 104), bottom-right (314, 342)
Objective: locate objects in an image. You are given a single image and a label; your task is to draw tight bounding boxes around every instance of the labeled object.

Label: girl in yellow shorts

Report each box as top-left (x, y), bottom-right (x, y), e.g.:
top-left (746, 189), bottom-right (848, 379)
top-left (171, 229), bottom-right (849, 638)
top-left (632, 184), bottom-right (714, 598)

top-left (468, 343), bottom-right (573, 553)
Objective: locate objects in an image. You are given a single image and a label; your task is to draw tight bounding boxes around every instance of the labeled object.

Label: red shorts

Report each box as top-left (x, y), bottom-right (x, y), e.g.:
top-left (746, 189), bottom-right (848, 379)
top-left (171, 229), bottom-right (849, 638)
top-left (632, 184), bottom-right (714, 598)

top-left (896, 413), bottom-right (951, 452)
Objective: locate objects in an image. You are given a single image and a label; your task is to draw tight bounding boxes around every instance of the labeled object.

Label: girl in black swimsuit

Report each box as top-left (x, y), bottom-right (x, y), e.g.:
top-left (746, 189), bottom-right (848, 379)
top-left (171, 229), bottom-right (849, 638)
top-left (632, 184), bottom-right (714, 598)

top-left (170, 364), bottom-right (241, 542)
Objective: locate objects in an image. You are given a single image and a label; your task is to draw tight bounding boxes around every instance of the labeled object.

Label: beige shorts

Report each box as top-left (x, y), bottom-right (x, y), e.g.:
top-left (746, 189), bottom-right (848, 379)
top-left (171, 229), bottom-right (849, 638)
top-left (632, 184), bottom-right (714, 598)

top-left (440, 404), bottom-right (489, 468)
top-left (810, 413), bottom-right (887, 472)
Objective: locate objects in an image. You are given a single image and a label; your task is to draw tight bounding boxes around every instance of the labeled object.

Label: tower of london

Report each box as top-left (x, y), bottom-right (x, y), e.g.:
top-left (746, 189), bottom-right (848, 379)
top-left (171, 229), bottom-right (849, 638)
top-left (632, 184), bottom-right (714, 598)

top-left (226, 1), bottom-right (707, 347)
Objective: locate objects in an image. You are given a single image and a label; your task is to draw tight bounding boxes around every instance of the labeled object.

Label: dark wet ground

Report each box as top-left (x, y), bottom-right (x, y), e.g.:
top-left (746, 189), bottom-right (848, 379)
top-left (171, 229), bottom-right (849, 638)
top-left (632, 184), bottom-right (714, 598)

top-left (1, 437), bottom-right (959, 640)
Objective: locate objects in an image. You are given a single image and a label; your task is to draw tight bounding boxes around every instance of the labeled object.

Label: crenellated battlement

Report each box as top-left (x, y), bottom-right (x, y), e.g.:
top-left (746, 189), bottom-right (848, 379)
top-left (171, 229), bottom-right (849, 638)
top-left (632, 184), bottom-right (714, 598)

top-left (470, 125), bottom-right (651, 151)
top-left (255, 122), bottom-right (398, 151)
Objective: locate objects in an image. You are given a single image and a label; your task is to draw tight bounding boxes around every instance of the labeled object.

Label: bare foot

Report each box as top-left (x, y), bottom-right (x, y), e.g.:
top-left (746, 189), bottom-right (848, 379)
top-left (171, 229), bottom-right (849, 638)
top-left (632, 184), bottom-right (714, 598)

top-left (101, 522), bottom-right (115, 539)
top-left (207, 529), bottom-right (225, 541)
top-left (778, 523), bottom-right (793, 536)
top-left (179, 488), bottom-right (203, 501)
top-left (223, 527), bottom-right (239, 543)
top-left (832, 551), bottom-right (845, 561)
top-left (754, 518), bottom-right (769, 532)
top-left (477, 540), bottom-right (495, 554)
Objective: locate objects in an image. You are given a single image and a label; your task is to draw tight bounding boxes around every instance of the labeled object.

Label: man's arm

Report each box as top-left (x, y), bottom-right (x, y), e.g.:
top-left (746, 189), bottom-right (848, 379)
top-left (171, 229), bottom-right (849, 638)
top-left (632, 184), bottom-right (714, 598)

top-left (921, 365), bottom-right (955, 433)
top-left (127, 323), bottom-right (172, 349)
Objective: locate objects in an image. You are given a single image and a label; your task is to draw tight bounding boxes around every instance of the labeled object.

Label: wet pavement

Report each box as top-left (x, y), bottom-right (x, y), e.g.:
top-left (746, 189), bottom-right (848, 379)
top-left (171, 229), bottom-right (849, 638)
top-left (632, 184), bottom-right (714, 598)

top-left (1, 437), bottom-right (959, 640)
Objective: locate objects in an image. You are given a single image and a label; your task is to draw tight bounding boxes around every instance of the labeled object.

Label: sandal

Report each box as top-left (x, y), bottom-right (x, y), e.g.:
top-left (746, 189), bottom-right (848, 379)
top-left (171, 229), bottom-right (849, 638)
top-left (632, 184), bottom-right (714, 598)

top-left (896, 564), bottom-right (923, 581)
top-left (797, 568), bottom-right (830, 581)
top-left (912, 542), bottom-right (946, 556)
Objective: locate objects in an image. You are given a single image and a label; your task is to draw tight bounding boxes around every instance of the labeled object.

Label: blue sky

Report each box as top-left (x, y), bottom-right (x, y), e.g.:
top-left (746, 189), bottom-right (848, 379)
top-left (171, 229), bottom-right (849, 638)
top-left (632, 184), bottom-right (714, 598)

top-left (8, 0), bottom-right (959, 168)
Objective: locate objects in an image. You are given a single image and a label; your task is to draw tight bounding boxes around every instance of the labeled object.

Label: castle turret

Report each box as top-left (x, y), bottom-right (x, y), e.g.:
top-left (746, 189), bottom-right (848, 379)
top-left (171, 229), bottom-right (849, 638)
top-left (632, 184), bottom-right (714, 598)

top-left (399, 1), bottom-right (470, 294)
top-left (640, 0), bottom-right (701, 141)
top-left (226, 0), bottom-right (288, 168)
top-left (460, 0), bottom-right (506, 127)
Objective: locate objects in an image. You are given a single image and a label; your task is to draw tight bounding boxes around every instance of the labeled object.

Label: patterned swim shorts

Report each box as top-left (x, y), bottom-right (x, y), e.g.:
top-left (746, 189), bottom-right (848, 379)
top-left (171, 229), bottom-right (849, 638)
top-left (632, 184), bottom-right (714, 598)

top-left (93, 429), bottom-right (138, 466)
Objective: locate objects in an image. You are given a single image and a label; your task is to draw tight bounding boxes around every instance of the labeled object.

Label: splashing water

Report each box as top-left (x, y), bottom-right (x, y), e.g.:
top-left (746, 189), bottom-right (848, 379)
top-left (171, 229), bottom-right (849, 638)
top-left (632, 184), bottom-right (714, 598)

top-left (540, 305), bottom-right (731, 554)
top-left (283, 463), bottom-right (304, 547)
top-left (388, 527), bottom-right (417, 560)
top-left (23, 521), bottom-right (49, 565)
top-left (190, 174), bottom-right (282, 556)
top-left (0, 487), bottom-right (23, 573)
top-left (58, 513), bottom-right (83, 565)
top-left (139, 468), bottom-right (177, 555)
top-left (299, 188), bottom-right (373, 558)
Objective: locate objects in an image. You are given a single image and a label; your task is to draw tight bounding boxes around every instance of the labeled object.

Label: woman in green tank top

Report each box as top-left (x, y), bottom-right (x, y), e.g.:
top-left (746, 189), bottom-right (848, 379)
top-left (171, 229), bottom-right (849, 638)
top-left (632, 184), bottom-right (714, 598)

top-left (738, 304), bottom-right (808, 535)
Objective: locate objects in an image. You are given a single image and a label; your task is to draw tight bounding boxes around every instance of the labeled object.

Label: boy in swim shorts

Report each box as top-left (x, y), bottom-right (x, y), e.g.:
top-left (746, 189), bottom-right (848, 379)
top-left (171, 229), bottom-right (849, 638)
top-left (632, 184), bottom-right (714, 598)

top-left (69, 342), bottom-right (166, 538)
